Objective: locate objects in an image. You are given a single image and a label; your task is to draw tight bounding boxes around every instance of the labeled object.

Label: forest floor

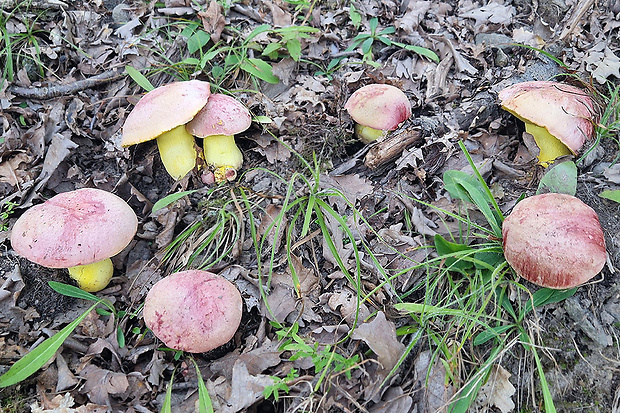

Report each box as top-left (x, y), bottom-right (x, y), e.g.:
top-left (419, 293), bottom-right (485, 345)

top-left (1, 0), bottom-right (620, 412)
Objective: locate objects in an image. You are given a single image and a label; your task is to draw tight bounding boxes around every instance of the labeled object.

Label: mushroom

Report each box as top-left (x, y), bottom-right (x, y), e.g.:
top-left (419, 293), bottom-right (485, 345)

top-left (186, 93), bottom-right (251, 182)
top-left (498, 81), bottom-right (596, 166)
top-left (143, 270), bottom-right (243, 353)
top-left (121, 80), bottom-right (211, 180)
top-left (344, 84), bottom-right (412, 144)
top-left (502, 193), bottom-right (606, 289)
top-left (10, 188), bottom-right (138, 292)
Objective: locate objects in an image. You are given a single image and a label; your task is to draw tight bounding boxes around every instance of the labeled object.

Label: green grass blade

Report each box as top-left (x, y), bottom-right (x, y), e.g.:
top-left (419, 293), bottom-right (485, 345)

top-left (125, 65), bottom-right (155, 91)
top-left (161, 369), bottom-right (175, 413)
top-left (48, 281), bottom-right (115, 313)
top-left (152, 190), bottom-right (198, 213)
top-left (0, 301), bottom-right (101, 388)
top-left (531, 343), bottom-right (557, 413)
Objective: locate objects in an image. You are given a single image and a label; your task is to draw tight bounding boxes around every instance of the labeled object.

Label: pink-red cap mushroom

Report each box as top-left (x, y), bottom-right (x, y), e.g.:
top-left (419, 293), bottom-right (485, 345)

top-left (10, 188), bottom-right (138, 292)
top-left (186, 93), bottom-right (251, 182)
top-left (121, 80), bottom-right (211, 180)
top-left (498, 81), bottom-right (596, 166)
top-left (143, 270), bottom-right (243, 353)
top-left (344, 84), bottom-right (412, 144)
top-left (502, 193), bottom-right (606, 289)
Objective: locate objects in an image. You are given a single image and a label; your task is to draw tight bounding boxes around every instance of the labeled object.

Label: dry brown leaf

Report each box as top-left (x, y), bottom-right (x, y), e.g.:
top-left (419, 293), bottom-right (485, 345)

top-left (414, 350), bottom-right (453, 413)
top-left (473, 364), bottom-right (516, 413)
top-left (320, 173), bottom-right (374, 212)
top-left (79, 364), bottom-right (129, 405)
top-left (198, 1), bottom-right (226, 43)
top-left (257, 203), bottom-right (285, 252)
top-left (460, 2), bottom-right (514, 28)
top-left (352, 312), bottom-right (405, 376)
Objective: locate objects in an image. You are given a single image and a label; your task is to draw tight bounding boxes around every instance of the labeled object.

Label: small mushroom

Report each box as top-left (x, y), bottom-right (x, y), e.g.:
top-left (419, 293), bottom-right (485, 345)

top-left (10, 188), bottom-right (138, 292)
top-left (143, 270), bottom-right (243, 353)
top-left (498, 81), bottom-right (596, 166)
top-left (121, 80), bottom-right (211, 180)
top-left (344, 84), bottom-right (412, 144)
top-left (186, 93), bottom-right (251, 182)
top-left (502, 193), bottom-right (606, 289)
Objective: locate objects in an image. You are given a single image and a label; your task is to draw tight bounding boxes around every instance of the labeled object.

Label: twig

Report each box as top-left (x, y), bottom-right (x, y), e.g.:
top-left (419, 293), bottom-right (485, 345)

top-left (8, 69), bottom-right (124, 100)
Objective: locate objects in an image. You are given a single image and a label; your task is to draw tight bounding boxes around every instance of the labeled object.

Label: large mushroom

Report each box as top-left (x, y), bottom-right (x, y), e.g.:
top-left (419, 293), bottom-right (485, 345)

top-left (186, 93), bottom-right (251, 182)
top-left (143, 270), bottom-right (243, 353)
top-left (121, 80), bottom-right (211, 180)
top-left (10, 188), bottom-right (138, 292)
top-left (502, 193), bottom-right (606, 289)
top-left (344, 84), bottom-right (412, 144)
top-left (498, 81), bottom-right (596, 166)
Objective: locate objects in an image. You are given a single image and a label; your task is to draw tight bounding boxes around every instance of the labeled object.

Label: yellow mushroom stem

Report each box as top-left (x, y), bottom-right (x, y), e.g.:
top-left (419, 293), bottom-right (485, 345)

top-left (354, 124), bottom-right (388, 144)
top-left (202, 134), bottom-right (243, 183)
top-left (156, 125), bottom-right (198, 180)
top-left (524, 122), bottom-right (573, 167)
top-left (68, 258), bottom-right (114, 292)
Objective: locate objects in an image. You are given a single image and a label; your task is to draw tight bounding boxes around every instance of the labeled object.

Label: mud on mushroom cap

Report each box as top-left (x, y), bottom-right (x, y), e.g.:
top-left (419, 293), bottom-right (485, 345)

top-left (502, 193), bottom-right (606, 289)
top-left (10, 188), bottom-right (138, 268)
top-left (143, 270), bottom-right (243, 353)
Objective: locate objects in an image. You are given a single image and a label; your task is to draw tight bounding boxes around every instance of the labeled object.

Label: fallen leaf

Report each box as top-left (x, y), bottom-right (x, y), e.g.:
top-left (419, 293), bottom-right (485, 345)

top-left (198, 1), bottom-right (226, 43)
top-left (473, 364), bottom-right (516, 413)
top-left (79, 364), bottom-right (129, 405)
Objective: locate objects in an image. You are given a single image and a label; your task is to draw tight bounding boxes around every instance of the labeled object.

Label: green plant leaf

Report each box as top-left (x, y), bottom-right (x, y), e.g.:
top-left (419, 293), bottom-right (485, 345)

top-left (521, 287), bottom-right (577, 318)
top-left (600, 189), bottom-right (620, 203)
top-left (443, 170), bottom-right (481, 202)
top-left (0, 301), bottom-right (101, 388)
top-left (433, 234), bottom-right (474, 272)
top-left (361, 37), bottom-right (374, 55)
top-left (188, 30), bottom-right (211, 54)
top-left (349, 4), bottom-right (361, 28)
top-left (246, 24), bottom-right (272, 42)
top-left (240, 58), bottom-right (280, 84)
top-left (536, 161), bottom-right (577, 196)
top-left (473, 324), bottom-right (515, 346)
top-left (285, 38), bottom-right (302, 61)
top-left (262, 42), bottom-right (282, 57)
top-left (48, 282), bottom-right (115, 313)
top-left (125, 66), bottom-right (155, 92)
top-left (152, 190), bottom-right (197, 213)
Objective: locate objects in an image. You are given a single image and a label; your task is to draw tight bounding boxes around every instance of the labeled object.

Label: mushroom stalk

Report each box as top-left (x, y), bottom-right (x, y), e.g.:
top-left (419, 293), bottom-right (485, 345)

top-left (355, 124), bottom-right (388, 144)
top-left (156, 125), bottom-right (198, 180)
top-left (67, 258), bottom-right (114, 293)
top-left (202, 134), bottom-right (243, 182)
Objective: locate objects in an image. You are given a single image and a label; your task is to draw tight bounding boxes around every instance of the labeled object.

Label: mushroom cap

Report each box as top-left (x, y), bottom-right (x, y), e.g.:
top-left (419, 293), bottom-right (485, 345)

top-left (344, 84), bottom-right (412, 131)
top-left (186, 93), bottom-right (252, 138)
top-left (498, 81), bottom-right (596, 154)
top-left (143, 270), bottom-right (243, 353)
top-left (10, 188), bottom-right (138, 268)
top-left (121, 80), bottom-right (211, 147)
top-left (502, 193), bottom-right (606, 289)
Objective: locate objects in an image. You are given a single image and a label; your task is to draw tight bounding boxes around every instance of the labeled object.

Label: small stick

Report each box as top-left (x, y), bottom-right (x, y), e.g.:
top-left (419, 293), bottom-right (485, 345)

top-left (8, 69), bottom-right (124, 100)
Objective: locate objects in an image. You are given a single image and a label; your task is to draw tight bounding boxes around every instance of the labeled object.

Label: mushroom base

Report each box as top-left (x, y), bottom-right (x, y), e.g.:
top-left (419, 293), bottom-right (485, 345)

top-left (68, 258), bottom-right (114, 292)
top-left (202, 134), bottom-right (243, 182)
top-left (355, 124), bottom-right (388, 144)
top-left (156, 125), bottom-right (198, 180)
top-left (525, 122), bottom-right (573, 167)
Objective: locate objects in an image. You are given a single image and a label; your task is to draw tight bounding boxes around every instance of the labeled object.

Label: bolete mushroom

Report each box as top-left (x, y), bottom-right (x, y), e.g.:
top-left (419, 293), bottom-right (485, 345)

top-left (121, 80), bottom-right (211, 180)
top-left (502, 193), bottom-right (606, 289)
top-left (186, 93), bottom-right (251, 182)
top-left (143, 270), bottom-right (243, 353)
top-left (498, 81), bottom-right (596, 166)
top-left (344, 84), bottom-right (412, 144)
top-left (10, 188), bottom-right (138, 292)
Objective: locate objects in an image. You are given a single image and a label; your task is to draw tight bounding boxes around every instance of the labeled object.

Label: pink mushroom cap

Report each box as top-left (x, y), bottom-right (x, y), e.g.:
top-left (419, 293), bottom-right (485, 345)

top-left (186, 93), bottom-right (252, 138)
top-left (502, 193), bottom-right (606, 289)
top-left (498, 81), bottom-right (596, 154)
top-left (344, 84), bottom-right (412, 131)
top-left (121, 80), bottom-right (211, 146)
top-left (10, 188), bottom-right (138, 268)
top-left (143, 270), bottom-right (243, 353)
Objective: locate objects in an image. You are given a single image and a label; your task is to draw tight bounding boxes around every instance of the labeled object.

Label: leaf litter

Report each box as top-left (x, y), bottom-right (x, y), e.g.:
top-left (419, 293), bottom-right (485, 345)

top-left (0, 0), bottom-right (620, 412)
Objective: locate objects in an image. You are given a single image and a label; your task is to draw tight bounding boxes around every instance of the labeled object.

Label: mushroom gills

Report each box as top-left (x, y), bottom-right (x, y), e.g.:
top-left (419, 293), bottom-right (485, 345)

top-left (156, 125), bottom-right (198, 180)
top-left (68, 258), bottom-right (114, 292)
top-left (202, 134), bottom-right (243, 182)
top-left (525, 122), bottom-right (573, 167)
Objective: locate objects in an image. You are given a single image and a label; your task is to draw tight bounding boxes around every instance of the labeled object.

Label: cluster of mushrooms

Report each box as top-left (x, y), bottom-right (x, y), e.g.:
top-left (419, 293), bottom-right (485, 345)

top-left (7, 78), bottom-right (607, 355)
top-left (121, 79), bottom-right (252, 183)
